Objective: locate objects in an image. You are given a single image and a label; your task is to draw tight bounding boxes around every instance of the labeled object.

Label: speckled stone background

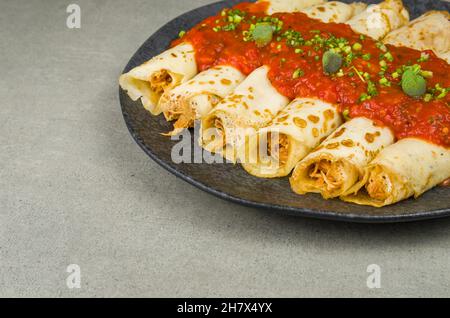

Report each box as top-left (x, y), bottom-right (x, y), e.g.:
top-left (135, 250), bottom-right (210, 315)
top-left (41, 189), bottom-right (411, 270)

top-left (1, 0), bottom-right (450, 297)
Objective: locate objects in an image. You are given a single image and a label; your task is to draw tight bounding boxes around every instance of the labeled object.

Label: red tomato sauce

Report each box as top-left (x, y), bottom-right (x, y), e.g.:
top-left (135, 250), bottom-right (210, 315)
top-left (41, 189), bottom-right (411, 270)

top-left (173, 2), bottom-right (450, 147)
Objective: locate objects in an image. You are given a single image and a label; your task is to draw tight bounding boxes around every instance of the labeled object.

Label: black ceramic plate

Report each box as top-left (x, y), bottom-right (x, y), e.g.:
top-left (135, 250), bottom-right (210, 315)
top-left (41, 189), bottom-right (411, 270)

top-left (120, 0), bottom-right (450, 223)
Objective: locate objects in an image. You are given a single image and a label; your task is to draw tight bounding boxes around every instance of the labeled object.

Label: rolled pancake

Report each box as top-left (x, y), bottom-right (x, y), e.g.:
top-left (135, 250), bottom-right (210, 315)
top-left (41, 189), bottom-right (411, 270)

top-left (383, 11), bottom-right (450, 55)
top-left (240, 98), bottom-right (342, 178)
top-left (301, 1), bottom-right (367, 23)
top-left (119, 43), bottom-right (197, 115)
top-left (291, 4), bottom-right (443, 202)
top-left (158, 66), bottom-right (245, 135)
top-left (346, 0), bottom-right (409, 40)
top-left (201, 66), bottom-right (289, 162)
top-left (290, 117), bottom-right (394, 199)
top-left (341, 138), bottom-right (450, 207)
top-left (157, 0), bottom-right (326, 136)
top-left (260, 0), bottom-right (327, 14)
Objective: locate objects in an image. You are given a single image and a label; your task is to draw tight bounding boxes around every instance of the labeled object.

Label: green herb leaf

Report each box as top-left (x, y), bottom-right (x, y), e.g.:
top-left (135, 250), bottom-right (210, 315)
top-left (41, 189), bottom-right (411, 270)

top-left (252, 23), bottom-right (273, 47)
top-left (367, 80), bottom-right (378, 97)
top-left (322, 50), bottom-right (343, 74)
top-left (401, 69), bottom-right (427, 97)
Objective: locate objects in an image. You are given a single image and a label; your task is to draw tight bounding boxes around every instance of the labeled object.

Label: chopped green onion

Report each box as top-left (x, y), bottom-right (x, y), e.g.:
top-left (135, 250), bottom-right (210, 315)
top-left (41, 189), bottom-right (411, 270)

top-left (352, 42), bottom-right (362, 51)
top-left (233, 15), bottom-right (243, 23)
top-left (379, 77), bottom-right (391, 87)
top-left (359, 93), bottom-right (371, 102)
top-left (362, 53), bottom-right (371, 61)
top-left (376, 42), bottom-right (387, 52)
top-left (367, 80), bottom-right (378, 96)
top-left (292, 68), bottom-right (304, 79)
top-left (382, 52), bottom-right (394, 62)
top-left (343, 46), bottom-right (352, 54)
top-left (420, 70), bottom-right (433, 78)
top-left (418, 52), bottom-right (430, 63)
top-left (437, 91), bottom-right (447, 99)
top-left (424, 94), bottom-right (433, 102)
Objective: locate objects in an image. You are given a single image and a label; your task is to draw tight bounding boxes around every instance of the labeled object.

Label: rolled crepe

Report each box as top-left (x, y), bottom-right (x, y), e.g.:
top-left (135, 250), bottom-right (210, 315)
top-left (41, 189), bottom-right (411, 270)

top-left (240, 98), bottom-right (342, 178)
top-left (157, 0), bottom-right (327, 136)
top-left (347, 0), bottom-right (410, 40)
top-left (301, 1), bottom-right (367, 23)
top-left (158, 66), bottom-right (245, 135)
top-left (383, 11), bottom-right (450, 55)
top-left (119, 43), bottom-right (197, 115)
top-left (237, 1), bottom-right (364, 177)
top-left (260, 0), bottom-right (327, 15)
top-left (201, 66), bottom-right (289, 162)
top-left (290, 117), bottom-right (394, 199)
top-left (341, 138), bottom-right (450, 207)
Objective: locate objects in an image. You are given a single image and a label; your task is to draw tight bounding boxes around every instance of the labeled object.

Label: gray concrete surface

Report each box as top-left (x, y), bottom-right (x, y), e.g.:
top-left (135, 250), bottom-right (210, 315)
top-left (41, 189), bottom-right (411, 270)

top-left (1, 0), bottom-right (449, 298)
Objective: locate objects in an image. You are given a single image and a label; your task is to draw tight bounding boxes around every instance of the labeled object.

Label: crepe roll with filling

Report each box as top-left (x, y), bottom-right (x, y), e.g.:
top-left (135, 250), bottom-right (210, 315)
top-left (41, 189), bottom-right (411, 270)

top-left (240, 98), bottom-right (342, 178)
top-left (119, 43), bottom-right (197, 115)
top-left (158, 66), bottom-right (245, 135)
top-left (346, 0), bottom-right (410, 40)
top-left (341, 138), bottom-right (450, 207)
top-left (290, 117), bottom-right (394, 199)
top-left (259, 0), bottom-right (327, 15)
top-left (383, 11), bottom-right (450, 56)
top-left (300, 1), bottom-right (367, 23)
top-left (201, 66), bottom-right (290, 162)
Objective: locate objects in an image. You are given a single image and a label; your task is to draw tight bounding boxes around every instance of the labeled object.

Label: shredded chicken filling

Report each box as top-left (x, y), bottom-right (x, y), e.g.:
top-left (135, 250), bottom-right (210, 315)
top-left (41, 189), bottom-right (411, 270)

top-left (203, 116), bottom-right (226, 152)
top-left (170, 103), bottom-right (196, 130)
top-left (214, 118), bottom-right (226, 149)
top-left (267, 133), bottom-right (289, 165)
top-left (169, 94), bottom-right (221, 130)
top-left (150, 70), bottom-right (173, 95)
top-left (365, 169), bottom-right (392, 201)
top-left (308, 160), bottom-right (345, 191)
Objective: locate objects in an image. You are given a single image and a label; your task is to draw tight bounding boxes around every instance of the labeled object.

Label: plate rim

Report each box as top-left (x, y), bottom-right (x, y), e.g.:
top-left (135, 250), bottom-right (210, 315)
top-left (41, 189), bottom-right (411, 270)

top-left (119, 0), bottom-right (450, 223)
